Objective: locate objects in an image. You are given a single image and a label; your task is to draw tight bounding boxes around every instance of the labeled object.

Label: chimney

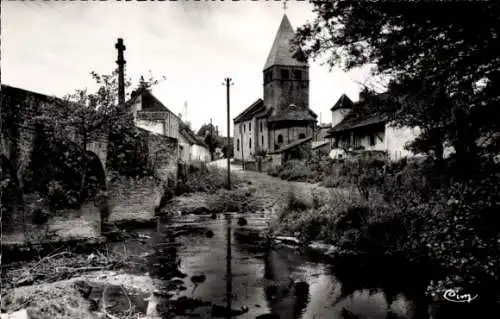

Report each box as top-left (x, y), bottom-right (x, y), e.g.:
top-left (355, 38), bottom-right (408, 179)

top-left (115, 38), bottom-right (126, 107)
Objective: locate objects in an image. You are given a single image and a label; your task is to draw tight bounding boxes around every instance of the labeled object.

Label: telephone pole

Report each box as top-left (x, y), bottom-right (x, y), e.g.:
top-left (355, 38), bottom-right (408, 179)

top-left (223, 78), bottom-right (233, 190)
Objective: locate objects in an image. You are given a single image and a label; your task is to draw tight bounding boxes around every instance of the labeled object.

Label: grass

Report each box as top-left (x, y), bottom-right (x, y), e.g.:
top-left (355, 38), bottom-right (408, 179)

top-left (176, 163), bottom-right (244, 195)
top-left (206, 187), bottom-right (261, 213)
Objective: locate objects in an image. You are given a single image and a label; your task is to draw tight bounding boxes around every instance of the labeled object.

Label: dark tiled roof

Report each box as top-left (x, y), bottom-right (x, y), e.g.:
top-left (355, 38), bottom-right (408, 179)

top-left (127, 88), bottom-right (180, 120)
top-left (326, 92), bottom-right (392, 136)
top-left (264, 14), bottom-right (308, 70)
top-left (331, 94), bottom-right (355, 111)
top-left (268, 104), bottom-right (316, 123)
top-left (270, 136), bottom-right (312, 154)
top-left (312, 140), bottom-right (329, 150)
top-left (234, 99), bottom-right (265, 123)
top-left (180, 123), bottom-right (208, 148)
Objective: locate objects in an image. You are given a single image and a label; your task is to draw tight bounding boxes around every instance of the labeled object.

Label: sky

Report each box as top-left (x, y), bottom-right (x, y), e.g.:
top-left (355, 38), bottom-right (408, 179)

top-left (2, 0), bottom-right (373, 134)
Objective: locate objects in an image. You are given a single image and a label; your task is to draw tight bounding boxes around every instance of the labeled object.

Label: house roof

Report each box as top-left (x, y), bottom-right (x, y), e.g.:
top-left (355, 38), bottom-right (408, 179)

top-left (234, 99), bottom-right (265, 123)
top-left (127, 88), bottom-right (180, 120)
top-left (179, 122), bottom-right (208, 148)
top-left (312, 140), bottom-right (329, 149)
top-left (268, 104), bottom-right (316, 123)
top-left (270, 136), bottom-right (313, 154)
top-left (264, 14), bottom-right (308, 70)
top-left (326, 92), bottom-right (393, 136)
top-left (331, 94), bottom-right (355, 111)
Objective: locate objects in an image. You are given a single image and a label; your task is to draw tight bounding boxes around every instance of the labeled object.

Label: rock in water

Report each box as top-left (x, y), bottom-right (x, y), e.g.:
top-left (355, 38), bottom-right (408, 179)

top-left (237, 217), bottom-right (248, 226)
top-left (190, 274), bottom-right (206, 284)
top-left (256, 313), bottom-right (279, 319)
top-left (205, 230), bottom-right (214, 238)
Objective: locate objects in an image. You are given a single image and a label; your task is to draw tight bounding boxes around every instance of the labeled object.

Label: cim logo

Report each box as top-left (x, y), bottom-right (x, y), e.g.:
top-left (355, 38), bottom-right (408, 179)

top-left (443, 289), bottom-right (478, 303)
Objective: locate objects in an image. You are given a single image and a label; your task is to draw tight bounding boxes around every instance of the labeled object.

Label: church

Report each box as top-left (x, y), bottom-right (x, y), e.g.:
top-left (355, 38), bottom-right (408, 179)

top-left (233, 14), bottom-right (317, 164)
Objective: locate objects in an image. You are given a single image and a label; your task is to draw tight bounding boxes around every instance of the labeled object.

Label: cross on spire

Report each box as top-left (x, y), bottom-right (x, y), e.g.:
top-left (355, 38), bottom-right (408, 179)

top-left (283, 0), bottom-right (288, 12)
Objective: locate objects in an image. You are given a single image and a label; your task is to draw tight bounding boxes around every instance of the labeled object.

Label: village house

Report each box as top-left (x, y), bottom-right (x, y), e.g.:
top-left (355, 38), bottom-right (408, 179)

top-left (233, 14), bottom-right (317, 168)
top-left (325, 93), bottom-right (420, 161)
top-left (128, 88), bottom-right (180, 140)
top-left (178, 122), bottom-right (211, 162)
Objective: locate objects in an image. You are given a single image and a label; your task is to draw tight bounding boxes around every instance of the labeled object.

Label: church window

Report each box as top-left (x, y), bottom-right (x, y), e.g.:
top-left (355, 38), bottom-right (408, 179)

top-left (294, 70), bottom-right (302, 80)
top-left (249, 123), bottom-right (252, 131)
top-left (237, 139), bottom-right (240, 151)
top-left (243, 124), bottom-right (246, 133)
top-left (299, 133), bottom-right (306, 139)
top-left (277, 134), bottom-right (283, 144)
top-left (260, 121), bottom-right (263, 132)
top-left (262, 135), bottom-right (264, 145)
top-left (281, 69), bottom-right (289, 80)
top-left (249, 138), bottom-right (252, 149)
top-left (264, 71), bottom-right (272, 84)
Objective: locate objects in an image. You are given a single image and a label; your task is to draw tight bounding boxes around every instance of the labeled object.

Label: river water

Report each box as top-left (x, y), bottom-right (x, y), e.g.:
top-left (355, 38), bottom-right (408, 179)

top-left (158, 211), bottom-right (413, 319)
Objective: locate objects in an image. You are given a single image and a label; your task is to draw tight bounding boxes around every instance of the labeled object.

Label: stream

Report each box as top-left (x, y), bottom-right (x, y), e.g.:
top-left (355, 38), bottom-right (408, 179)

top-left (153, 211), bottom-right (413, 319)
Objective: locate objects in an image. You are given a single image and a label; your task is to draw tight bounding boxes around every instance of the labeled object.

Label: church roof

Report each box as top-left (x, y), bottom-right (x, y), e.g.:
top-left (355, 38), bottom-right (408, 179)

top-left (331, 94), bottom-right (355, 111)
top-left (268, 104), bottom-right (316, 123)
top-left (233, 99), bottom-right (265, 123)
top-left (264, 14), bottom-right (308, 70)
top-left (270, 136), bottom-right (313, 154)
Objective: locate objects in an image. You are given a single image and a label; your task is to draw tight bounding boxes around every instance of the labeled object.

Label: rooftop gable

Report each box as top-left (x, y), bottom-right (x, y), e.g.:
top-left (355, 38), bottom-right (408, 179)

top-left (264, 14), bottom-right (308, 70)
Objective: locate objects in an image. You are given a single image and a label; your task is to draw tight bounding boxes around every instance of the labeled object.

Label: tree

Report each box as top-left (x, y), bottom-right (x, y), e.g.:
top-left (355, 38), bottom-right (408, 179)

top-left (295, 2), bottom-right (500, 314)
top-left (197, 123), bottom-right (219, 161)
top-left (295, 2), bottom-right (500, 174)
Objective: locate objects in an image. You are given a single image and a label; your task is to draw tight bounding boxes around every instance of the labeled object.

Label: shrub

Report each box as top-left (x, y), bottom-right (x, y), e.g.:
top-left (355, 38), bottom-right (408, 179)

top-left (207, 188), bottom-right (260, 213)
top-left (176, 163), bottom-right (243, 195)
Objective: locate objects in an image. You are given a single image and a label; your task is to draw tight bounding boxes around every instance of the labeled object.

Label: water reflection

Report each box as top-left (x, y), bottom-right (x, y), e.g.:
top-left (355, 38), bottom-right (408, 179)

top-left (163, 213), bottom-right (411, 319)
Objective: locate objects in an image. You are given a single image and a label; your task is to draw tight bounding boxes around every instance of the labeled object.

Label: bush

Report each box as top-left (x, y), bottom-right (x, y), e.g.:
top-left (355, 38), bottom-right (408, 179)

top-left (207, 188), bottom-right (260, 213)
top-left (176, 163), bottom-right (243, 195)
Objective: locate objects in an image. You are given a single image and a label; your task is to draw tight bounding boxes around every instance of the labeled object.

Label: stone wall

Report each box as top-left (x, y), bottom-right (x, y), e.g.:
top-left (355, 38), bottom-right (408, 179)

top-left (107, 175), bottom-right (164, 223)
top-left (146, 131), bottom-right (178, 182)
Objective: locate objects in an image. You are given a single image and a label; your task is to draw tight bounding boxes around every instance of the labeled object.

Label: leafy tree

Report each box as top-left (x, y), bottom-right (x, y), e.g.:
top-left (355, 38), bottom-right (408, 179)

top-left (295, 1), bottom-right (500, 314)
top-left (295, 2), bottom-right (500, 174)
top-left (197, 123), bottom-right (219, 161)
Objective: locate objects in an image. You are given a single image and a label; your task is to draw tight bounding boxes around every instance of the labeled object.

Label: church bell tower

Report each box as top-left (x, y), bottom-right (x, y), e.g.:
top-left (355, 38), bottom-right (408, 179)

top-left (263, 14), bottom-right (309, 115)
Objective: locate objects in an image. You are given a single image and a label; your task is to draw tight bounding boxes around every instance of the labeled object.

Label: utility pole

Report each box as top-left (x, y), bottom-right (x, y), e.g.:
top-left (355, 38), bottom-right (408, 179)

top-left (225, 214), bottom-right (232, 319)
top-left (223, 78), bottom-right (233, 189)
top-left (115, 38), bottom-right (126, 107)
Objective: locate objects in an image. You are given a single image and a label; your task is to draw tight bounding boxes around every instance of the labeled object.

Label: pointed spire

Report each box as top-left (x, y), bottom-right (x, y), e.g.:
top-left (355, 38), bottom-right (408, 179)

top-left (264, 14), bottom-right (308, 70)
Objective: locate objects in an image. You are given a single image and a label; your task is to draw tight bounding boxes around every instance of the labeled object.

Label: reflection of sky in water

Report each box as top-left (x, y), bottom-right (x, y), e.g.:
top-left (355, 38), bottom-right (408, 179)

top-left (166, 213), bottom-right (412, 319)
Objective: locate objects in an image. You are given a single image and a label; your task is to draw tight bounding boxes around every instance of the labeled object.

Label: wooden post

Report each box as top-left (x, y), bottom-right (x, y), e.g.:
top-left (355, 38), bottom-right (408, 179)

top-left (224, 78), bottom-right (233, 189)
top-left (226, 214), bottom-right (232, 319)
top-left (156, 216), bottom-right (160, 233)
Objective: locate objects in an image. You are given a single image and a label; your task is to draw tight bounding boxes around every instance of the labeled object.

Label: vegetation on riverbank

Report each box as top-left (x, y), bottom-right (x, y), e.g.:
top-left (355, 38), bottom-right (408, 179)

top-left (175, 162), bottom-right (244, 195)
top-left (271, 157), bottom-right (500, 315)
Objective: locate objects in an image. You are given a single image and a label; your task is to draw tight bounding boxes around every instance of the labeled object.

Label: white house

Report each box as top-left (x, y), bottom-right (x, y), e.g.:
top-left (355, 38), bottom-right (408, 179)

top-left (178, 123), bottom-right (211, 162)
top-left (127, 88), bottom-right (180, 139)
top-left (325, 93), bottom-right (420, 161)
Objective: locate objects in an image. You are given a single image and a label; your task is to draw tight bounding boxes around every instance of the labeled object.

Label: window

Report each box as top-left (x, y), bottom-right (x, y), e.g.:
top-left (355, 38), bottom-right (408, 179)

top-left (261, 135), bottom-right (264, 145)
top-left (299, 133), bottom-right (306, 139)
top-left (370, 134), bottom-right (376, 146)
top-left (260, 121), bottom-right (263, 132)
top-left (294, 70), bottom-right (302, 80)
top-left (264, 71), bottom-right (272, 84)
top-left (249, 122), bottom-right (252, 131)
top-left (243, 124), bottom-right (246, 133)
top-left (237, 139), bottom-right (240, 151)
top-left (277, 134), bottom-right (283, 144)
top-left (249, 138), bottom-right (252, 149)
top-left (281, 69), bottom-right (289, 80)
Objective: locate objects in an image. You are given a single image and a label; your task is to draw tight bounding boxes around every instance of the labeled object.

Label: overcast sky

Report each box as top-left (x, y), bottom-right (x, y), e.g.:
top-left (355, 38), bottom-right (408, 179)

top-left (2, 1), bottom-right (372, 134)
